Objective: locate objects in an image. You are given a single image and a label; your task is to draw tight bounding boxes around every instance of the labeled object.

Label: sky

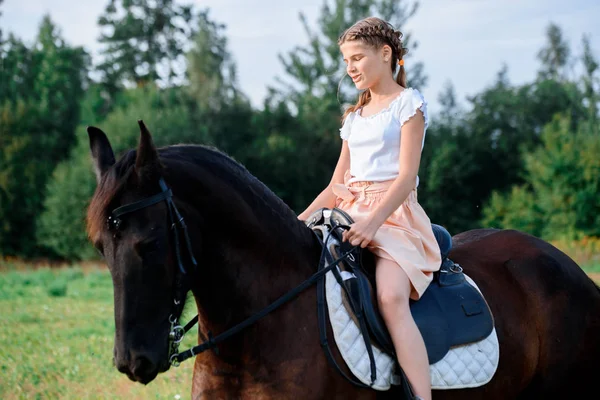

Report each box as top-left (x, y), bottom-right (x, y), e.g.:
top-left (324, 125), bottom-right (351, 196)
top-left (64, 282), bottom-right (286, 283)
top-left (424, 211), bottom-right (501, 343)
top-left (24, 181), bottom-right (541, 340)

top-left (2, 0), bottom-right (600, 116)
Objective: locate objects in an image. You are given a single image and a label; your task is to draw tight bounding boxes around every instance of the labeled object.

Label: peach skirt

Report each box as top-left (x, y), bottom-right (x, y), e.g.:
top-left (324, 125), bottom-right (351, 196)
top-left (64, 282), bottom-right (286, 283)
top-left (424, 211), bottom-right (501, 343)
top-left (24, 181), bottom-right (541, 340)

top-left (332, 171), bottom-right (442, 300)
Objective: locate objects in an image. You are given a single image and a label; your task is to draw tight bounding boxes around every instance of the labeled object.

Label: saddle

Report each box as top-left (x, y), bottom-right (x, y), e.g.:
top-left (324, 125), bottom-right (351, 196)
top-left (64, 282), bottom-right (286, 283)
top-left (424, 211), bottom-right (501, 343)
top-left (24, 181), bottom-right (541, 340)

top-left (307, 208), bottom-right (494, 366)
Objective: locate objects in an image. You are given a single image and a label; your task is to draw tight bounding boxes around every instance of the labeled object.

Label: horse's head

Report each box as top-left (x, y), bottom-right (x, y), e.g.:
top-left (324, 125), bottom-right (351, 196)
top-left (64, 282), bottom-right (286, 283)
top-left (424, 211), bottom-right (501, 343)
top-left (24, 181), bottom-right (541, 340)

top-left (86, 121), bottom-right (193, 384)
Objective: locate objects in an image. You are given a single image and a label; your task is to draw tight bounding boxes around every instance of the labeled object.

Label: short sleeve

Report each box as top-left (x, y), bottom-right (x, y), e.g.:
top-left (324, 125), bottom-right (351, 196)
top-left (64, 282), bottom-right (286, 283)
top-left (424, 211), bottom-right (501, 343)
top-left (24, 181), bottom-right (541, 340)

top-left (393, 88), bottom-right (429, 130)
top-left (339, 112), bottom-right (356, 140)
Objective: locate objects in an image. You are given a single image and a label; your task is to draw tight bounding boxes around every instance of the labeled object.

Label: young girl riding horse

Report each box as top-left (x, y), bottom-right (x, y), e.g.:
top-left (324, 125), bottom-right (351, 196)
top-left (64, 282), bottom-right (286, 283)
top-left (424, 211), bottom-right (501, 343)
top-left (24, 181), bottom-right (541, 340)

top-left (298, 16), bottom-right (441, 400)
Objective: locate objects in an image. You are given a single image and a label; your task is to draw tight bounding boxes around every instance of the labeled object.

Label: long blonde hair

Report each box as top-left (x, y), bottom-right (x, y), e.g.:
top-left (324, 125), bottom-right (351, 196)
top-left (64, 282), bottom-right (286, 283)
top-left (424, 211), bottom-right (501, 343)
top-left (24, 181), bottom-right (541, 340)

top-left (338, 17), bottom-right (408, 121)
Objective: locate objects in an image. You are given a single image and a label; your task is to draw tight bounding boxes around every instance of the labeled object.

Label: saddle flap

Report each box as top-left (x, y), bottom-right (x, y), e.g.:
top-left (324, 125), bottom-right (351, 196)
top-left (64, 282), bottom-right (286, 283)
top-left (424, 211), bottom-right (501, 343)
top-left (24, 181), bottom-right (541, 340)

top-left (413, 274), bottom-right (495, 364)
top-left (462, 300), bottom-right (484, 317)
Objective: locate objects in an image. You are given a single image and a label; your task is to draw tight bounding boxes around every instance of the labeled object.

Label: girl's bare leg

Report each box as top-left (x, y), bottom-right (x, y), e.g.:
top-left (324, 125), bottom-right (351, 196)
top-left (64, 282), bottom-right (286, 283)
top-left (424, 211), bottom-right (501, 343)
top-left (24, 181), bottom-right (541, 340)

top-left (375, 257), bottom-right (431, 400)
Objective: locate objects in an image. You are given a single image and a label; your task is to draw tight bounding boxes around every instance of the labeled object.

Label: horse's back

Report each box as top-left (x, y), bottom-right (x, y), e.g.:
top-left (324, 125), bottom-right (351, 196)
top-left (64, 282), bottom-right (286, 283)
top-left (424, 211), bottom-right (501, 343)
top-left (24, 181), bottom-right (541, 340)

top-left (444, 228), bottom-right (600, 398)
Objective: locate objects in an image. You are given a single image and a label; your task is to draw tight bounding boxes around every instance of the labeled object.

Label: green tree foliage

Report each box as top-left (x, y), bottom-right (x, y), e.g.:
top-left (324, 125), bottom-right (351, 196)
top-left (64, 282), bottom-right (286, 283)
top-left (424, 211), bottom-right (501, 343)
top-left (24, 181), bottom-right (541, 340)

top-left (537, 23), bottom-right (570, 82)
top-left (479, 25), bottom-right (598, 239)
top-left (37, 86), bottom-right (194, 260)
top-left (38, 9), bottom-right (250, 259)
top-left (419, 24), bottom-right (591, 234)
top-left (580, 34), bottom-right (599, 120)
top-left (0, 16), bottom-right (88, 256)
top-left (96, 0), bottom-right (195, 95)
top-left (482, 115), bottom-right (600, 240)
top-left (3, 4), bottom-right (600, 260)
top-left (186, 9), bottom-right (241, 110)
top-left (35, 127), bottom-right (99, 261)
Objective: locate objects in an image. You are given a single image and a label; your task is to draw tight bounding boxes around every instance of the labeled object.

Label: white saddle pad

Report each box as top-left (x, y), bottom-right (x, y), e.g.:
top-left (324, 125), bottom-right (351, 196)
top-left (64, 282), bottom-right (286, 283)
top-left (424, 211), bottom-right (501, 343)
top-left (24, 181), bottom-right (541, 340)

top-left (325, 261), bottom-right (500, 391)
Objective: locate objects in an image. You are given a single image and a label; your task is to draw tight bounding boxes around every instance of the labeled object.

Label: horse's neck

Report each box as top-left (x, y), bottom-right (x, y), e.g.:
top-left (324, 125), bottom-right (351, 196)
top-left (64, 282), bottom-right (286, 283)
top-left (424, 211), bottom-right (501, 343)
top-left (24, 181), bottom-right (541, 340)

top-left (194, 218), bottom-right (318, 310)
top-left (180, 174), bottom-right (321, 349)
top-left (189, 217), bottom-right (321, 373)
top-left (173, 166), bottom-right (328, 393)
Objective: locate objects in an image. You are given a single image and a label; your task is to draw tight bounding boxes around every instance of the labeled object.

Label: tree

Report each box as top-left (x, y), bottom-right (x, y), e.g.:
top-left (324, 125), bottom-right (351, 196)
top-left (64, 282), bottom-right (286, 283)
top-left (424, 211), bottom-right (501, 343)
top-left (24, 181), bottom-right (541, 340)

top-left (0, 0), bottom-right (4, 43)
top-left (186, 9), bottom-right (242, 110)
top-left (0, 16), bottom-right (88, 256)
top-left (96, 0), bottom-right (195, 91)
top-left (37, 86), bottom-right (195, 260)
top-left (580, 34), bottom-right (599, 120)
top-left (419, 52), bottom-right (587, 234)
top-left (436, 80), bottom-right (462, 127)
top-left (537, 23), bottom-right (570, 82)
top-left (482, 114), bottom-right (600, 240)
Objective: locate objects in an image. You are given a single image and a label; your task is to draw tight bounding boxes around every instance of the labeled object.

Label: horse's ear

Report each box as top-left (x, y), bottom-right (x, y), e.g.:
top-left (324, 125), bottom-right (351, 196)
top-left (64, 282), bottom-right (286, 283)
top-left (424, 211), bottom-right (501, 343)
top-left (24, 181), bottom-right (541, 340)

top-left (87, 126), bottom-right (116, 184)
top-left (135, 120), bottom-right (162, 185)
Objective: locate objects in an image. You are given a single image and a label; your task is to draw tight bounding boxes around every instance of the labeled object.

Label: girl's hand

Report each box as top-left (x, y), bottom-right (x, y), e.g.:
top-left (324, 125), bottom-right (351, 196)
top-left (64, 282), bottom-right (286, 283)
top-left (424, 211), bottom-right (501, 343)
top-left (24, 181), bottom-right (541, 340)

top-left (342, 218), bottom-right (382, 248)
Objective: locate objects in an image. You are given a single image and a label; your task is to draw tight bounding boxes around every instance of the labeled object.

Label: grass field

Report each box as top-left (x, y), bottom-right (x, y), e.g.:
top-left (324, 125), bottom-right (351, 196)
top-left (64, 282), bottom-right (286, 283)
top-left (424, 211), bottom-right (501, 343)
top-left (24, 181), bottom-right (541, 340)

top-left (1, 258), bottom-right (599, 399)
top-left (0, 265), bottom-right (198, 400)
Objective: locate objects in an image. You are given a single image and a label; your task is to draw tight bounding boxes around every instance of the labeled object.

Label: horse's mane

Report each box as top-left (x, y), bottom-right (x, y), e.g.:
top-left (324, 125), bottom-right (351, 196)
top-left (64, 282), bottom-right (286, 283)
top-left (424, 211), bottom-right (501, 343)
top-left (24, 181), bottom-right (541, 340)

top-left (86, 144), bottom-right (307, 244)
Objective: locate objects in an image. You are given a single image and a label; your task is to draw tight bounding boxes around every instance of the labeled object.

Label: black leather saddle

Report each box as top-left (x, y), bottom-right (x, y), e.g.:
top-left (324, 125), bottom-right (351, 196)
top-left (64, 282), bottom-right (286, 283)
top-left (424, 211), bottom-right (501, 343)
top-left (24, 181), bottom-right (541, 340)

top-left (307, 207), bottom-right (494, 365)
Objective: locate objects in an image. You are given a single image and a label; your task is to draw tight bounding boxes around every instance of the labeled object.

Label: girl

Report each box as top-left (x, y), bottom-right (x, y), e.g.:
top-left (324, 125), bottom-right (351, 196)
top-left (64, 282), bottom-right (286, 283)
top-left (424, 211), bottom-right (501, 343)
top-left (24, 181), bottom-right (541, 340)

top-left (298, 16), bottom-right (441, 400)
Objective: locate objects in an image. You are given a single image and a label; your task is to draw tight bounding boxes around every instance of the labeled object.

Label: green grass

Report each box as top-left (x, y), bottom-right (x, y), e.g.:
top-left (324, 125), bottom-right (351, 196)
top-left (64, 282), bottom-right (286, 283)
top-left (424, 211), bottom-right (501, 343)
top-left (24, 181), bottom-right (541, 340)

top-left (581, 263), bottom-right (600, 274)
top-left (0, 266), bottom-right (197, 400)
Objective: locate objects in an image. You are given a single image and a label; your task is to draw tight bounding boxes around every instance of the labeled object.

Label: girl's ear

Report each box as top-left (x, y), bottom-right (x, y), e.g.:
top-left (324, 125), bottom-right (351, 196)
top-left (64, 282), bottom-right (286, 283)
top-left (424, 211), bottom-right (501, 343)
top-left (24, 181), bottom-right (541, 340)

top-left (381, 44), bottom-right (392, 61)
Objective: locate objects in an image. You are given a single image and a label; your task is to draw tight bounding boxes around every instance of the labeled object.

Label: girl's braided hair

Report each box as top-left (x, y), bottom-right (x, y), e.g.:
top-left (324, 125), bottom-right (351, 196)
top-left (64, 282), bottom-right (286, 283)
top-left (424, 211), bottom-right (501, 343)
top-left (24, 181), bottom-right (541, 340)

top-left (338, 17), bottom-right (408, 120)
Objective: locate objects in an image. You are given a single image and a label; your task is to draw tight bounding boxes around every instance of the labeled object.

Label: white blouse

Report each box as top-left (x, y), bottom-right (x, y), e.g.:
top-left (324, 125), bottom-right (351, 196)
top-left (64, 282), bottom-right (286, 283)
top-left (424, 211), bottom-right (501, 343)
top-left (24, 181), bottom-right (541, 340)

top-left (339, 87), bottom-right (429, 187)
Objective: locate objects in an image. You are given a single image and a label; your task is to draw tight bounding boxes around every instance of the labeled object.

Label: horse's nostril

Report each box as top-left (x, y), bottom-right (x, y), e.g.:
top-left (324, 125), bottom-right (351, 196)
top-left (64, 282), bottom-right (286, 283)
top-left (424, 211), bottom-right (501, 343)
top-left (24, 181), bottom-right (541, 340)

top-left (117, 362), bottom-right (137, 382)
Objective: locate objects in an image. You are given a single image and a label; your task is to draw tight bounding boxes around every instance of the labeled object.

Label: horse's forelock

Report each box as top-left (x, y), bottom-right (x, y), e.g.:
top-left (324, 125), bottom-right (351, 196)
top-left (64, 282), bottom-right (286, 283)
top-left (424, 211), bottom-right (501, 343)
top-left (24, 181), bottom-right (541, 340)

top-left (86, 151), bottom-right (136, 242)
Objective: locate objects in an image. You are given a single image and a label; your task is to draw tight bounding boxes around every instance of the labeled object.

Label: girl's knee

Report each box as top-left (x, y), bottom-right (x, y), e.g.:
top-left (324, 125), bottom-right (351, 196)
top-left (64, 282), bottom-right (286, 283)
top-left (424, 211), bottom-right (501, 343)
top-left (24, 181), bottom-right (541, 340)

top-left (377, 288), bottom-right (410, 312)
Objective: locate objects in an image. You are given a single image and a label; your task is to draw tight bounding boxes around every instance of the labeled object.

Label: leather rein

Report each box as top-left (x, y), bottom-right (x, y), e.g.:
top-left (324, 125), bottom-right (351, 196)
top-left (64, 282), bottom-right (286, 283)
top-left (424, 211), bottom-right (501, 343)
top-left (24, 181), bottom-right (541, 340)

top-left (107, 178), bottom-right (355, 367)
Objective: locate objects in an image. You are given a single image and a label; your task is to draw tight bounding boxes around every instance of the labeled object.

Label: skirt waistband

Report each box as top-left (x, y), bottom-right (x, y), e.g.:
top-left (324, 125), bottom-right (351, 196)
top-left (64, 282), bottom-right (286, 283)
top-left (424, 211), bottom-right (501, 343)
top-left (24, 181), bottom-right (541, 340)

top-left (332, 170), bottom-right (417, 203)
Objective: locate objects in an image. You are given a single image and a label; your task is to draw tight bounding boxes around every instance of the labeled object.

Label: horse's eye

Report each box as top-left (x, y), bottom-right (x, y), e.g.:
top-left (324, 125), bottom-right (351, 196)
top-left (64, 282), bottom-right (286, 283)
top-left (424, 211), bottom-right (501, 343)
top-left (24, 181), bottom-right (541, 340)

top-left (135, 238), bottom-right (161, 258)
top-left (106, 216), bottom-right (123, 233)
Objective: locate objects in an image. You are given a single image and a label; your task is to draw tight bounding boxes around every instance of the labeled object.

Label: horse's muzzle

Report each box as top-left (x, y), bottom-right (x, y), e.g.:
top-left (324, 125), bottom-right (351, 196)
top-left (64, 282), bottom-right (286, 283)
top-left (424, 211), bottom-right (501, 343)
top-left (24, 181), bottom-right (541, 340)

top-left (116, 352), bottom-right (161, 384)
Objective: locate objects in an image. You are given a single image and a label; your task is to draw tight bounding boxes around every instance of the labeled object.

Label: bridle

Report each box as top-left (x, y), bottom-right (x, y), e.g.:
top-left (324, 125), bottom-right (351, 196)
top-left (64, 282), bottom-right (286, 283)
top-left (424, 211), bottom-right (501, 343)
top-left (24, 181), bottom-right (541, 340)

top-left (108, 178), bottom-right (198, 365)
top-left (108, 178), bottom-right (356, 368)
top-left (109, 178), bottom-right (197, 276)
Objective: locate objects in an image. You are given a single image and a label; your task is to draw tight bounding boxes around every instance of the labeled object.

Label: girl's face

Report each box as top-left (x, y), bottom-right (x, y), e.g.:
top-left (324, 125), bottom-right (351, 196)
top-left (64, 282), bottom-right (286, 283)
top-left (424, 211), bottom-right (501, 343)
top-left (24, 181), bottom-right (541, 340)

top-left (340, 41), bottom-right (390, 91)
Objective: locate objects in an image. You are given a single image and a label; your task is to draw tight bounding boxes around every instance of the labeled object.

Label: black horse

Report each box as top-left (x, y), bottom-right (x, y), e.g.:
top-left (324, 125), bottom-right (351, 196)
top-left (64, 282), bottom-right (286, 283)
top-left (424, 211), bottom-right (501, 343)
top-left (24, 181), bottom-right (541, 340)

top-left (86, 121), bottom-right (600, 399)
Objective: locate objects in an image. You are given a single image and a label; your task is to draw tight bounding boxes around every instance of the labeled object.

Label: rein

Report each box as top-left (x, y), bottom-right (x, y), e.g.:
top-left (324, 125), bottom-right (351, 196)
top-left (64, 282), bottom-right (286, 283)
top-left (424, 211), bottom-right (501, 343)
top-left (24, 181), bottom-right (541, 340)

top-left (108, 178), bottom-right (357, 367)
top-left (171, 230), bottom-right (353, 365)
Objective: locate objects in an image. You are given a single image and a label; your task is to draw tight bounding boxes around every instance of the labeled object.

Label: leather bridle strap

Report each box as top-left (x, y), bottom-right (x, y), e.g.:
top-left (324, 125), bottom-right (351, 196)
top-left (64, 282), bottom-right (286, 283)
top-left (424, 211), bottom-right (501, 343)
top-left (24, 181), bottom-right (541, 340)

top-left (111, 188), bottom-right (172, 220)
top-left (172, 230), bottom-right (357, 364)
top-left (316, 231), bottom-right (372, 388)
top-left (110, 178), bottom-right (197, 275)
